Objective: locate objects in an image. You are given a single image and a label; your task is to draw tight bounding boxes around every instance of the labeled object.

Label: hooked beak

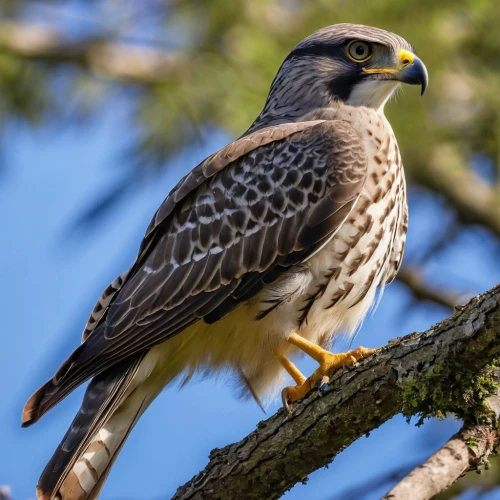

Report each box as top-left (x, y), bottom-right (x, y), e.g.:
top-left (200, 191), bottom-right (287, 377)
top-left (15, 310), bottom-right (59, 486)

top-left (394, 53), bottom-right (428, 96)
top-left (362, 49), bottom-right (429, 96)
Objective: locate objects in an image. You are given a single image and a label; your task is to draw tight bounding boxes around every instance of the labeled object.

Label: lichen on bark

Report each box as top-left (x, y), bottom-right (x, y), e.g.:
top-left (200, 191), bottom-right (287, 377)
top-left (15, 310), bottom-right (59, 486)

top-left (400, 363), bottom-right (500, 426)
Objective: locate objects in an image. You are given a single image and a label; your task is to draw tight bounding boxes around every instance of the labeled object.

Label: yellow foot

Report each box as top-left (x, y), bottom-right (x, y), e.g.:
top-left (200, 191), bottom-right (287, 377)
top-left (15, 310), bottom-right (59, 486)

top-left (279, 341), bottom-right (379, 413)
top-left (315, 346), bottom-right (379, 379)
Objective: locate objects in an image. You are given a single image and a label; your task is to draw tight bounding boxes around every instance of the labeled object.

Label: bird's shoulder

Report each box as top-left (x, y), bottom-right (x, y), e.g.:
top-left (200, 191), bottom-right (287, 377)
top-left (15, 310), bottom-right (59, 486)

top-left (146, 116), bottom-right (364, 240)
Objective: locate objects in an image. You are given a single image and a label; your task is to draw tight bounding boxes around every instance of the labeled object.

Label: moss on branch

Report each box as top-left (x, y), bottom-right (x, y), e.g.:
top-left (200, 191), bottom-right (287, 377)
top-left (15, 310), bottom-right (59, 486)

top-left (400, 363), bottom-right (499, 426)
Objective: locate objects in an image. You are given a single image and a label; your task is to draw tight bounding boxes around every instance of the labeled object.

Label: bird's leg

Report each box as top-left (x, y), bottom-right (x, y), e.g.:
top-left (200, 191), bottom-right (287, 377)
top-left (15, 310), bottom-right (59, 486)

top-left (279, 333), bottom-right (378, 412)
top-left (274, 352), bottom-right (316, 410)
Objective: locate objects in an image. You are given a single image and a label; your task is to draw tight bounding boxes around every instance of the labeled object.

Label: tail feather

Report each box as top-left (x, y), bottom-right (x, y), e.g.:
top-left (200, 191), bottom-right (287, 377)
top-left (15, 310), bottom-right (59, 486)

top-left (22, 321), bottom-right (158, 428)
top-left (44, 397), bottom-right (146, 500)
top-left (22, 341), bottom-right (99, 428)
top-left (36, 355), bottom-right (147, 500)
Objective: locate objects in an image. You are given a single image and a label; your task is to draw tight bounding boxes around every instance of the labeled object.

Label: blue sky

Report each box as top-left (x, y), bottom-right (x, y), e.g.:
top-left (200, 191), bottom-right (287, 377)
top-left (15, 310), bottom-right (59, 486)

top-left (1, 101), bottom-right (499, 499)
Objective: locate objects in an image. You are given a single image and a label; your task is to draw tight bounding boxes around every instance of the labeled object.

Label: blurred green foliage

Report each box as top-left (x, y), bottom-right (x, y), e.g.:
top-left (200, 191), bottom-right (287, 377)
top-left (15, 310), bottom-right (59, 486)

top-left (1, 0), bottom-right (499, 182)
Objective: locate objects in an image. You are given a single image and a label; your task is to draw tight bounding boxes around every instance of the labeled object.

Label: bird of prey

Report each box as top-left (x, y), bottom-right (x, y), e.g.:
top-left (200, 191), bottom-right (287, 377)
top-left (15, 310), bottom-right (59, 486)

top-left (23, 23), bottom-right (428, 499)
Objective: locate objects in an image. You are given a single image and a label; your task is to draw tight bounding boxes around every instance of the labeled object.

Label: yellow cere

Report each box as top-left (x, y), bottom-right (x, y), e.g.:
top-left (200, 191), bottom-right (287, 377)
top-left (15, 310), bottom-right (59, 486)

top-left (399, 49), bottom-right (414, 68)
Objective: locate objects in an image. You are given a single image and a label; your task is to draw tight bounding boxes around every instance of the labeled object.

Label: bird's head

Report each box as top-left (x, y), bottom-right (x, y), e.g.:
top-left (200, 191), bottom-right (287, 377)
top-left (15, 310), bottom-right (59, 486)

top-left (254, 24), bottom-right (428, 128)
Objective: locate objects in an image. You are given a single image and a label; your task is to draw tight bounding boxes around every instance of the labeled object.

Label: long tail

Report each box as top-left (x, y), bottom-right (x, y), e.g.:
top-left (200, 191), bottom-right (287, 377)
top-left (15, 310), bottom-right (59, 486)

top-left (36, 355), bottom-right (152, 500)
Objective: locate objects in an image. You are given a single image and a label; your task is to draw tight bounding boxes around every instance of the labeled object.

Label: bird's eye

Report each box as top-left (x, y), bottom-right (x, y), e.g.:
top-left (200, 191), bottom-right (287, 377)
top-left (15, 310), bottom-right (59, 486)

top-left (347, 41), bottom-right (373, 62)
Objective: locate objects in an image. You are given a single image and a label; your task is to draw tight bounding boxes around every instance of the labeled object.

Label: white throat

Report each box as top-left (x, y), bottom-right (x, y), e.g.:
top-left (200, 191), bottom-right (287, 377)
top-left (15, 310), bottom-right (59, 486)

top-left (346, 80), bottom-right (400, 111)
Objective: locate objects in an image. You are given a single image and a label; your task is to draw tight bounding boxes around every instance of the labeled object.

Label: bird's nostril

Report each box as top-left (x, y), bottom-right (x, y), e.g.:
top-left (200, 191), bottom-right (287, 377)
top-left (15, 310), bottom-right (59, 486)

top-left (402, 59), bottom-right (410, 66)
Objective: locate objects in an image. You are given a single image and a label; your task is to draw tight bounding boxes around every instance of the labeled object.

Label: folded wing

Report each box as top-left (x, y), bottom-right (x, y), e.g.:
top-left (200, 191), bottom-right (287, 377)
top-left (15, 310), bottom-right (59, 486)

top-left (23, 119), bottom-right (367, 426)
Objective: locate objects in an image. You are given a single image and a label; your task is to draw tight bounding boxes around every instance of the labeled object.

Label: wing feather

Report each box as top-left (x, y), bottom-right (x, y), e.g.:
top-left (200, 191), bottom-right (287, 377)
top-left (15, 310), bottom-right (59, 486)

top-left (23, 118), bottom-right (367, 426)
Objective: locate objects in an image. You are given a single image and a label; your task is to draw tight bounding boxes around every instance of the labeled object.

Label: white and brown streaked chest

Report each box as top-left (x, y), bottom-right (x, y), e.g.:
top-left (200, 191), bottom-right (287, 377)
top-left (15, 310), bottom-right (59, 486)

top-left (259, 107), bottom-right (408, 346)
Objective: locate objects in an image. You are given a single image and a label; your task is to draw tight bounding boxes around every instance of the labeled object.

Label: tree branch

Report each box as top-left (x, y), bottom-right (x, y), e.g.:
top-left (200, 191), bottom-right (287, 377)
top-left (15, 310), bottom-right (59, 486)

top-left (0, 20), bottom-right (187, 84)
top-left (173, 283), bottom-right (500, 500)
top-left (4, 20), bottom-right (500, 498)
top-left (411, 145), bottom-right (500, 238)
top-left (383, 391), bottom-right (500, 500)
top-left (396, 266), bottom-right (464, 310)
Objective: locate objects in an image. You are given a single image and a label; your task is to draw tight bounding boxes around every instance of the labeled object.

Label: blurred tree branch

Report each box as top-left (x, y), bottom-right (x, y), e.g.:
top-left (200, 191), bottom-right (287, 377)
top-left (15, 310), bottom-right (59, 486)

top-left (0, 20), bottom-right (187, 84)
top-left (411, 145), bottom-right (500, 238)
top-left (396, 266), bottom-right (463, 310)
top-left (333, 462), bottom-right (419, 500)
top-left (173, 283), bottom-right (500, 500)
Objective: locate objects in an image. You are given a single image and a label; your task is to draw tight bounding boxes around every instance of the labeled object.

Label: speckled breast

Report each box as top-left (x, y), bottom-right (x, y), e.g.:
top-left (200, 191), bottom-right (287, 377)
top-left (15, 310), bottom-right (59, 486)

top-left (295, 113), bottom-right (408, 344)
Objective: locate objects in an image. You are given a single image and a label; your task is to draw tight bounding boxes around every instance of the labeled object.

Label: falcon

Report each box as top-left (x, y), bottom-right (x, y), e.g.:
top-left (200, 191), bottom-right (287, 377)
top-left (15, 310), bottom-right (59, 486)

top-left (23, 24), bottom-right (428, 499)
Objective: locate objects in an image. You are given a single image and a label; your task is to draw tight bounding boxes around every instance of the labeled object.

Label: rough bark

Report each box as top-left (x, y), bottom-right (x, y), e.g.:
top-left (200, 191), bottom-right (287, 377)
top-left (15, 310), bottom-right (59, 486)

top-left (173, 283), bottom-right (500, 500)
top-left (384, 392), bottom-right (500, 500)
top-left (383, 424), bottom-right (500, 500)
